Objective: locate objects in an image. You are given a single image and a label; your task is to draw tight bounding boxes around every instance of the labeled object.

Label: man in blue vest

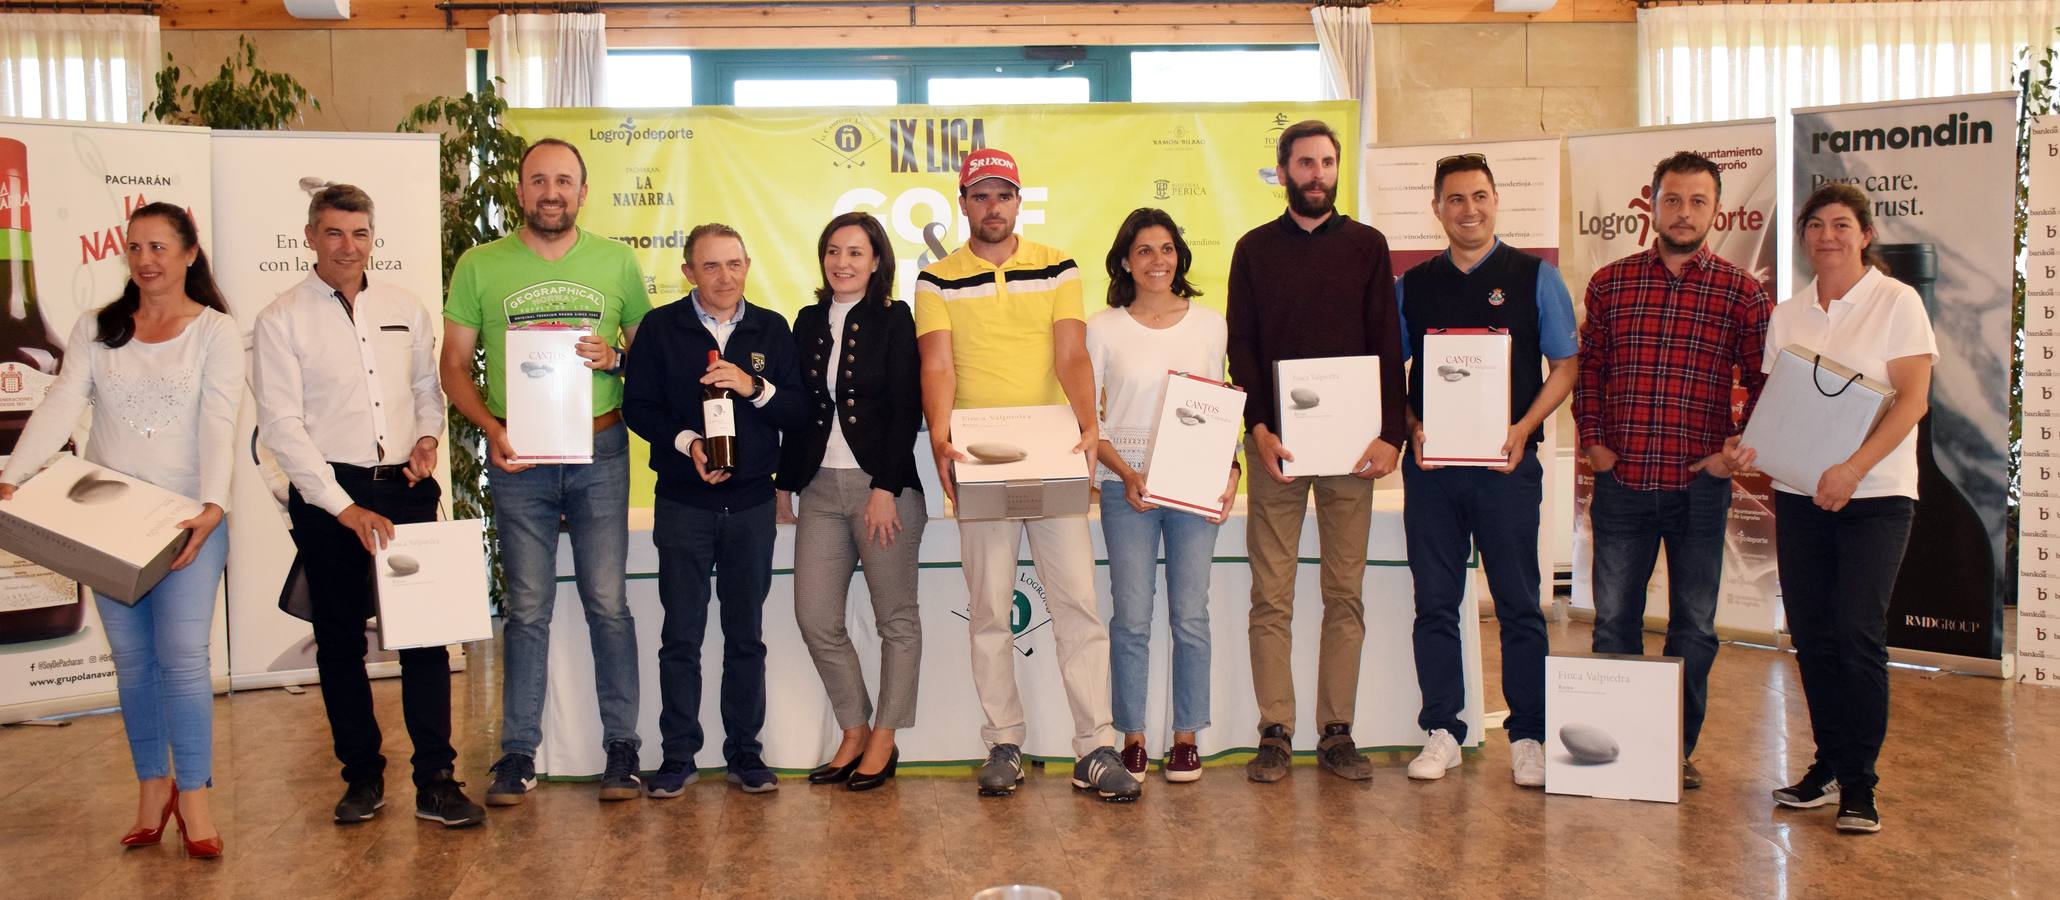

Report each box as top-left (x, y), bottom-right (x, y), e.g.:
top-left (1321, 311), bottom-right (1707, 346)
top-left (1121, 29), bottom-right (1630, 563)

top-left (1396, 154), bottom-right (1577, 788)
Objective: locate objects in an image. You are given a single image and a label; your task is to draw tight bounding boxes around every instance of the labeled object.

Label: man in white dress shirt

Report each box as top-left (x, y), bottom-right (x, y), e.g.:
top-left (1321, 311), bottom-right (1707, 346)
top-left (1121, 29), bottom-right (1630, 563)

top-left (252, 184), bottom-right (485, 828)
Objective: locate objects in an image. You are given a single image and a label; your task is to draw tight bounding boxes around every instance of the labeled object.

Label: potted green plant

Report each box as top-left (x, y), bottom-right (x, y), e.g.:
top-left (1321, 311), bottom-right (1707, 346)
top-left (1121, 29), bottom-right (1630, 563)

top-left (399, 78), bottom-right (526, 607)
top-left (144, 35), bottom-right (318, 129)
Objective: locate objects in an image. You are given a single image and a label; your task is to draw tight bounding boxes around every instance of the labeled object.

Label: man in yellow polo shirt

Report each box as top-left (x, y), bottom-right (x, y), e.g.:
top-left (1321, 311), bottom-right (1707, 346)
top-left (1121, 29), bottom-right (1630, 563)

top-left (916, 148), bottom-right (1137, 802)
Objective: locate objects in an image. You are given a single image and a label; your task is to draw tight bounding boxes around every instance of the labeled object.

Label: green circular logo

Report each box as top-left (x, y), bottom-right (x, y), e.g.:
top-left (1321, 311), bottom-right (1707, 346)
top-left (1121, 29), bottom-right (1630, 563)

top-left (1010, 591), bottom-right (1033, 635)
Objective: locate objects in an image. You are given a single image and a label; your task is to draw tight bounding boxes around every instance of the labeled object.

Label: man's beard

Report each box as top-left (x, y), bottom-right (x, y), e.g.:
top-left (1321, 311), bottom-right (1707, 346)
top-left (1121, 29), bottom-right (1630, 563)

top-left (1657, 227), bottom-right (1708, 256)
top-left (526, 203), bottom-right (577, 237)
top-left (973, 219), bottom-right (1013, 244)
top-left (1285, 172), bottom-right (1337, 219)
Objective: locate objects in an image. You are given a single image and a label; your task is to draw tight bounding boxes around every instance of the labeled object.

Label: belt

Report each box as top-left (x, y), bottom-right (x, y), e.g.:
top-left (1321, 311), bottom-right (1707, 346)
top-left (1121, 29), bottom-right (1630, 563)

top-left (494, 409), bottom-right (623, 433)
top-left (332, 462), bottom-right (411, 482)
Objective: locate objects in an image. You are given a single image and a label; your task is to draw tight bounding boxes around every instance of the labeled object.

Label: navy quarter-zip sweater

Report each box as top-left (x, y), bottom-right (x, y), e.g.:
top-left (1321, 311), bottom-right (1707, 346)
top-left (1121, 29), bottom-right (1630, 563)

top-left (622, 295), bottom-right (805, 510)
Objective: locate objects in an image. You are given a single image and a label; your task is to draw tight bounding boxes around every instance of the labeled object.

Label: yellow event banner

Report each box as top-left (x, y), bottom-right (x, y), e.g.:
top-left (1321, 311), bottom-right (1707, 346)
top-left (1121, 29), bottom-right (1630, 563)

top-left (506, 101), bottom-right (1357, 505)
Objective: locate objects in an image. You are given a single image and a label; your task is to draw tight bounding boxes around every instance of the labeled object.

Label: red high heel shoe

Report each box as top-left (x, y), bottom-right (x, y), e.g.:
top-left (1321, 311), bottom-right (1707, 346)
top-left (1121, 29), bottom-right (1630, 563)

top-left (173, 801), bottom-right (223, 859)
top-left (120, 792), bottom-right (178, 847)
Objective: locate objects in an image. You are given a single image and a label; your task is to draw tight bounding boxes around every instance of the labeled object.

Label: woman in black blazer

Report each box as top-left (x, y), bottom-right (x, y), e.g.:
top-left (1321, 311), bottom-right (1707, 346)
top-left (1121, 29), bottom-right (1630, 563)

top-left (776, 211), bottom-right (927, 792)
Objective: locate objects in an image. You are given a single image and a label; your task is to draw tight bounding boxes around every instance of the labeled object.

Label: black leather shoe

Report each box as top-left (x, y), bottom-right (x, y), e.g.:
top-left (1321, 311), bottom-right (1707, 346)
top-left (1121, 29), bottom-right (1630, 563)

top-left (848, 748), bottom-right (899, 792)
top-left (808, 756), bottom-right (862, 785)
top-left (334, 778), bottom-right (384, 824)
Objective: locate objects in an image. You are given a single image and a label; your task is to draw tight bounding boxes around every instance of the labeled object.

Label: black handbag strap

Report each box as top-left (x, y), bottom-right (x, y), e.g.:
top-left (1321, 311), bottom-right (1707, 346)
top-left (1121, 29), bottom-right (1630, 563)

top-left (1809, 353), bottom-right (1862, 398)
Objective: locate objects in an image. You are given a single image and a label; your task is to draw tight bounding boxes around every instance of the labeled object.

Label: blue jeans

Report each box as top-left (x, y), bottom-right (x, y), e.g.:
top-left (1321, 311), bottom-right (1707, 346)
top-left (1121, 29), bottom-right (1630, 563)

top-left (652, 496), bottom-right (775, 764)
top-left (490, 421), bottom-right (640, 755)
top-left (1099, 482), bottom-right (1218, 736)
top-left (1402, 446), bottom-right (1547, 744)
top-left (1588, 468), bottom-right (1731, 756)
top-left (97, 527), bottom-right (227, 791)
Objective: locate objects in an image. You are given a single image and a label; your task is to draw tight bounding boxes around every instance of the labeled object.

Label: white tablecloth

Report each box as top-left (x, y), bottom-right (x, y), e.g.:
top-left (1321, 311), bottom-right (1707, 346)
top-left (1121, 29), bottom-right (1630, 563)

top-left (531, 475), bottom-right (1484, 776)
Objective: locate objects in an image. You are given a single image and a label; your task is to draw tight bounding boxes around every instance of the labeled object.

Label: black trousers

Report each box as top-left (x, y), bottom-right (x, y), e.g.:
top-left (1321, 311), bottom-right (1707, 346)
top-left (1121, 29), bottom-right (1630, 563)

top-left (1773, 491), bottom-right (1914, 790)
top-left (287, 468), bottom-right (455, 789)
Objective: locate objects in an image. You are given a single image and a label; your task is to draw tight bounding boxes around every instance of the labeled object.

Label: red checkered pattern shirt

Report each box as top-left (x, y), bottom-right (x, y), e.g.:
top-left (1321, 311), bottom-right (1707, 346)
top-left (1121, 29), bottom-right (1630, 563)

top-left (1575, 245), bottom-right (1770, 492)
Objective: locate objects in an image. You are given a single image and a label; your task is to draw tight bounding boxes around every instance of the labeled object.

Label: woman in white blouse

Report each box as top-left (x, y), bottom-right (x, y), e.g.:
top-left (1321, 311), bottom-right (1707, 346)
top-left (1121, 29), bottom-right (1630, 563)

top-left (1735, 183), bottom-right (1935, 836)
top-left (0, 203), bottom-right (241, 858)
top-left (1086, 208), bottom-right (1237, 786)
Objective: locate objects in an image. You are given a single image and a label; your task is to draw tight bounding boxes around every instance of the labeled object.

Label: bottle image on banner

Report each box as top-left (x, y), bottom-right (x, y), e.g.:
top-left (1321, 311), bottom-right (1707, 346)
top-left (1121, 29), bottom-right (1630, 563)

top-left (0, 137), bottom-right (85, 646)
top-left (1876, 243), bottom-right (1998, 657)
top-left (702, 349), bottom-right (737, 472)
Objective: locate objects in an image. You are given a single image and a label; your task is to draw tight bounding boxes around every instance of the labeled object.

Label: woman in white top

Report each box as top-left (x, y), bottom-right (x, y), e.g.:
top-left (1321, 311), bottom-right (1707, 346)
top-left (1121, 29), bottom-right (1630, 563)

top-left (0, 203), bottom-right (241, 857)
top-left (1735, 183), bottom-right (1935, 835)
top-left (1086, 208), bottom-right (1236, 786)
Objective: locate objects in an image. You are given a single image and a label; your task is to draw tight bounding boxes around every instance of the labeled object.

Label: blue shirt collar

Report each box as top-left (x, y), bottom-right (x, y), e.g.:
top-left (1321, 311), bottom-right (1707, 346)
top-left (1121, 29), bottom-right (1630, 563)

top-left (689, 290), bottom-right (748, 326)
top-left (1444, 238), bottom-right (1504, 275)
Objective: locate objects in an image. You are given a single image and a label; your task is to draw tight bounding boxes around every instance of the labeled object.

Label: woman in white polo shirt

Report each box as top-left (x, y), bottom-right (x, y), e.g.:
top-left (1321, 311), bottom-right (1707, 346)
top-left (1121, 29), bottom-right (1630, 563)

top-left (1738, 183), bottom-right (1935, 836)
top-left (1085, 208), bottom-right (1238, 786)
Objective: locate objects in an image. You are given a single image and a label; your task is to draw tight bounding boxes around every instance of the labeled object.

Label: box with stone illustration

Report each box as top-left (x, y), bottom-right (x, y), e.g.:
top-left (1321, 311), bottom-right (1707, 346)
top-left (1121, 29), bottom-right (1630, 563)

top-left (0, 455), bottom-right (202, 605)
top-left (948, 405), bottom-right (1089, 520)
top-left (1421, 329), bottom-right (1513, 466)
top-left (1140, 371), bottom-right (1245, 518)
top-left (1274, 355), bottom-right (1382, 477)
top-left (1545, 652), bottom-right (1683, 803)
top-left (504, 326), bottom-right (594, 465)
top-left (374, 519), bottom-right (492, 651)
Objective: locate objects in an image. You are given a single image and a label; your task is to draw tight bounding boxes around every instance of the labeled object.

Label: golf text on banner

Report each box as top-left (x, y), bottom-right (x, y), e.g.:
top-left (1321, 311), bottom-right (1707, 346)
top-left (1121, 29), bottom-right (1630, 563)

top-left (0, 117), bottom-right (226, 723)
top-left (505, 101), bottom-right (1359, 507)
top-left (1565, 120), bottom-right (1781, 643)
top-left (1791, 94), bottom-right (2014, 667)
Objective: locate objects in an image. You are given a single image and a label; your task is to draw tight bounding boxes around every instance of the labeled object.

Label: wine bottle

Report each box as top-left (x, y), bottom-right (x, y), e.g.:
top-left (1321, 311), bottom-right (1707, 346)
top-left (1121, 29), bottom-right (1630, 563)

top-left (1875, 243), bottom-right (1998, 658)
top-left (0, 136), bottom-right (64, 456)
top-left (702, 349), bottom-right (737, 472)
top-left (0, 137), bottom-right (83, 646)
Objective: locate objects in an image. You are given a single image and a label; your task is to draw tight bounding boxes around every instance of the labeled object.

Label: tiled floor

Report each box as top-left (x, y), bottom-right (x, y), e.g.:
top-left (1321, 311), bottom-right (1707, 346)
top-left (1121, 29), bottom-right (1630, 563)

top-left (2, 617), bottom-right (2054, 900)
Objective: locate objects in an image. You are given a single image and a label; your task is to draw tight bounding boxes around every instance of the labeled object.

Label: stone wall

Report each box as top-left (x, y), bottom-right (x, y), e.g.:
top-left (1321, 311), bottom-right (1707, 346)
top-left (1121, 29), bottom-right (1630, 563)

top-left (1372, 23), bottom-right (1639, 143)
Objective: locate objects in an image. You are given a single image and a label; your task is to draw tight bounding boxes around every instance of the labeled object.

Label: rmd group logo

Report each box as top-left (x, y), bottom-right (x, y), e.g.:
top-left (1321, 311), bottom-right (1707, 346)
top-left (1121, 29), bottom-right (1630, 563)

top-left (952, 568), bottom-right (1055, 657)
top-left (588, 116), bottom-right (696, 147)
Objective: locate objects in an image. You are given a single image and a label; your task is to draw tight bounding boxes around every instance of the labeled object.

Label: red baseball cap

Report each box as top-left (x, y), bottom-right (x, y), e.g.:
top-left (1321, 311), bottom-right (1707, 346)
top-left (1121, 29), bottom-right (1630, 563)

top-left (958, 148), bottom-right (1021, 189)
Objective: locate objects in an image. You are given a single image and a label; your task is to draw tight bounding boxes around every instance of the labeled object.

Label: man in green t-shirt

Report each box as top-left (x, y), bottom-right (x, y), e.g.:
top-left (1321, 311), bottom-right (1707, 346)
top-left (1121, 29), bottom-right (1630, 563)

top-left (440, 138), bottom-right (651, 804)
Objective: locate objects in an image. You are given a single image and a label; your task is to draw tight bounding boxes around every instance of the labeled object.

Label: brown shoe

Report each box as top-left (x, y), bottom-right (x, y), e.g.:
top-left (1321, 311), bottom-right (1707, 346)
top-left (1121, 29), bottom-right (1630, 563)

top-left (1246, 725), bottom-right (1292, 783)
top-left (1317, 725), bottom-right (1372, 781)
top-left (1683, 759), bottom-right (1703, 790)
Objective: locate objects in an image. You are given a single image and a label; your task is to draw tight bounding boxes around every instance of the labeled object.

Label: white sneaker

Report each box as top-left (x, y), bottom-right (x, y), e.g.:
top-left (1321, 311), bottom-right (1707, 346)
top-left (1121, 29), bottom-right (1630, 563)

top-left (1510, 739), bottom-right (1545, 788)
top-left (1408, 729), bottom-right (1462, 781)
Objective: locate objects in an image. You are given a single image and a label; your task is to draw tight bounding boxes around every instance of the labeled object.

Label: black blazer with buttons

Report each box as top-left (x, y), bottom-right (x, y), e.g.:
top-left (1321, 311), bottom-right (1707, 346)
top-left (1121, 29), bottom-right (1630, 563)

top-left (776, 296), bottom-right (925, 497)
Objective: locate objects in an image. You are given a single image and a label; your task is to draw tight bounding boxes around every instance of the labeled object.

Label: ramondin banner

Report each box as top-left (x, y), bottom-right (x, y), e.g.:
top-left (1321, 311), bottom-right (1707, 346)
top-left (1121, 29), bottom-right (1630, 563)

top-left (506, 101), bottom-right (1359, 507)
top-left (1792, 93), bottom-right (2014, 667)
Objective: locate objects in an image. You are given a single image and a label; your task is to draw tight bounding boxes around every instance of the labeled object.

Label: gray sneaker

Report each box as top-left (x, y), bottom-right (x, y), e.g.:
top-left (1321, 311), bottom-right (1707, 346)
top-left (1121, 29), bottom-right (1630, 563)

top-left (1317, 728), bottom-right (1372, 781)
top-left (1246, 725), bottom-right (1292, 783)
top-left (1071, 747), bottom-right (1141, 802)
top-left (978, 743), bottom-right (1025, 797)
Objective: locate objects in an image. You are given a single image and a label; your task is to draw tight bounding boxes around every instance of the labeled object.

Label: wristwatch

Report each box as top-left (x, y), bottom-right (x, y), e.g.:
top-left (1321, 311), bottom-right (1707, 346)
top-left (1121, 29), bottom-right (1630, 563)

top-left (745, 373), bottom-right (765, 399)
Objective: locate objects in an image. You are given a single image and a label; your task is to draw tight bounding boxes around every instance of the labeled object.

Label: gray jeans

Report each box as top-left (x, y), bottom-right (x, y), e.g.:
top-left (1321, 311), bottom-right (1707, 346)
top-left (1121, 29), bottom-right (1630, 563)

top-left (793, 467), bottom-right (929, 730)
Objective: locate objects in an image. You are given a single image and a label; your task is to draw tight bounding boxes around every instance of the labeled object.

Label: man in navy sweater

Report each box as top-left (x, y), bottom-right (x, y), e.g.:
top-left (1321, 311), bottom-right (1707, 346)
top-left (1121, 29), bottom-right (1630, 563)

top-left (622, 222), bottom-right (804, 796)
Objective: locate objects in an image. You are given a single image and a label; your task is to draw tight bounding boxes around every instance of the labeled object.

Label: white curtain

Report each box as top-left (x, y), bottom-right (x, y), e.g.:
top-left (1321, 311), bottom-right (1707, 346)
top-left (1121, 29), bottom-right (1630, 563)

top-left (1311, 4), bottom-right (1376, 143)
top-left (0, 14), bottom-right (160, 123)
top-left (1640, 0), bottom-right (2060, 125)
top-left (489, 13), bottom-right (607, 108)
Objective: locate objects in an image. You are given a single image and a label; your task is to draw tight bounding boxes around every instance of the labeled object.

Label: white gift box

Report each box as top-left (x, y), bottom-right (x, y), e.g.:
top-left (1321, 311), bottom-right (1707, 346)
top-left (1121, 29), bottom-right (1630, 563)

top-left (505, 327), bottom-right (594, 465)
top-left (374, 519), bottom-right (493, 651)
top-left (1421, 329), bottom-right (1513, 467)
top-left (949, 405), bottom-right (1090, 520)
top-left (1740, 345), bottom-right (1897, 494)
top-left (1140, 372), bottom-right (1245, 518)
top-left (0, 455), bottom-right (202, 605)
top-left (1275, 355), bottom-right (1382, 477)
top-left (1545, 652), bottom-right (1683, 803)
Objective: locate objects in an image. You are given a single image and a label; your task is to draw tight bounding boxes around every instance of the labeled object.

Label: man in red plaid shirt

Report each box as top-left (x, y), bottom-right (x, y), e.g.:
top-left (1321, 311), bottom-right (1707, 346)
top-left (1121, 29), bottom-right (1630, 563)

top-left (1575, 151), bottom-right (1770, 791)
